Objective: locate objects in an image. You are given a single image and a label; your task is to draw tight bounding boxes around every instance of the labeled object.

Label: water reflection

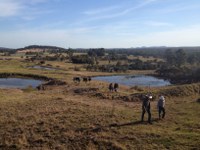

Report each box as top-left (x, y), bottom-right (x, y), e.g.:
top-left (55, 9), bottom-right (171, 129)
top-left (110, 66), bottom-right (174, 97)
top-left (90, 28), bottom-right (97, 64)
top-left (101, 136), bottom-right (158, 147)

top-left (92, 75), bottom-right (171, 87)
top-left (0, 78), bottom-right (42, 89)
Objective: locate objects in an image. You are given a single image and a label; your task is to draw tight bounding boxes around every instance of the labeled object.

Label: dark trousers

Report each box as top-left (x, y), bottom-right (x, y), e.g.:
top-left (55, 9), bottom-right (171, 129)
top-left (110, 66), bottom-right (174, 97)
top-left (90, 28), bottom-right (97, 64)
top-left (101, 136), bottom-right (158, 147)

top-left (141, 108), bottom-right (151, 123)
top-left (158, 106), bottom-right (165, 119)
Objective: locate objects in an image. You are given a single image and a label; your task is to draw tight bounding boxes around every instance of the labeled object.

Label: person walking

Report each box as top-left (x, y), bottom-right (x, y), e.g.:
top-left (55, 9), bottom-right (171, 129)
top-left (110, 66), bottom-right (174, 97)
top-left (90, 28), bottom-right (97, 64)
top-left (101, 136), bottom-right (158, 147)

top-left (141, 95), bottom-right (152, 124)
top-left (157, 95), bottom-right (166, 119)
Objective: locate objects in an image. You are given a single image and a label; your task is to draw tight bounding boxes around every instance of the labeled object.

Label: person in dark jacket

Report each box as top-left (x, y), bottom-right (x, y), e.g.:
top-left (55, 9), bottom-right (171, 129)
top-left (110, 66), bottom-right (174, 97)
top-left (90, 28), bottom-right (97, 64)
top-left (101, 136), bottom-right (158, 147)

top-left (141, 95), bottom-right (152, 123)
top-left (157, 95), bottom-right (166, 119)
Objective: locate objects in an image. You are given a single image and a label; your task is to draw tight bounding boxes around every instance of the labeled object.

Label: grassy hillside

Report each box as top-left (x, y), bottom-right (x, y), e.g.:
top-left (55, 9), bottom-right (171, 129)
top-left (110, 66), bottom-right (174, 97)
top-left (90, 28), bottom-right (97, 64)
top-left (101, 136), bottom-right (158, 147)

top-left (0, 58), bottom-right (199, 149)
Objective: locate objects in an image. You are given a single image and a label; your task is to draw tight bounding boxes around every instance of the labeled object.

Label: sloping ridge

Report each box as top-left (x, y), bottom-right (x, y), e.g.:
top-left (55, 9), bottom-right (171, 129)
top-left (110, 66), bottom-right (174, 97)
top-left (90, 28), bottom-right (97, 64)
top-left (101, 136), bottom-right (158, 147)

top-left (159, 83), bottom-right (200, 97)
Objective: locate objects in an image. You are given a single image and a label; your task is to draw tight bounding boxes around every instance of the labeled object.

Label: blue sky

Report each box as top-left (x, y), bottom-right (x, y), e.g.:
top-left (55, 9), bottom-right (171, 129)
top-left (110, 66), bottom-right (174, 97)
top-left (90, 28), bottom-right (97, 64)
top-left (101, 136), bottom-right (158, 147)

top-left (1, 0), bottom-right (200, 48)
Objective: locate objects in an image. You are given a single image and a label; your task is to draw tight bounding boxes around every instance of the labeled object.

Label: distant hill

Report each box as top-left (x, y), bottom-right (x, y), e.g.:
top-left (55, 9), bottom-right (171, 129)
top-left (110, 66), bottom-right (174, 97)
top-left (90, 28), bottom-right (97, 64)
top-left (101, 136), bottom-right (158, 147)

top-left (0, 47), bottom-right (15, 53)
top-left (0, 47), bottom-right (14, 51)
top-left (16, 45), bottom-right (67, 53)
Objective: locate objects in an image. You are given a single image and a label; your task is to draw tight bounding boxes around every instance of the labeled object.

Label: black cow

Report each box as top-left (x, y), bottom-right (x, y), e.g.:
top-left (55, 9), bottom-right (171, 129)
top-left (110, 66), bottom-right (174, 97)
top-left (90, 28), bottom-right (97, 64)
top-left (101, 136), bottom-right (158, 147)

top-left (114, 83), bottom-right (119, 92)
top-left (82, 76), bottom-right (92, 83)
top-left (88, 76), bottom-right (92, 82)
top-left (37, 84), bottom-right (45, 90)
top-left (82, 77), bottom-right (88, 83)
top-left (73, 77), bottom-right (81, 83)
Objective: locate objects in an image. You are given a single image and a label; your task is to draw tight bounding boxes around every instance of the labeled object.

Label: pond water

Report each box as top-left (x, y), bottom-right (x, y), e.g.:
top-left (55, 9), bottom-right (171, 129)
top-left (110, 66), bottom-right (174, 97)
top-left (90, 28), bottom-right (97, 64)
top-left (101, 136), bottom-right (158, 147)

top-left (92, 75), bottom-right (171, 87)
top-left (28, 66), bottom-right (57, 70)
top-left (0, 78), bottom-right (43, 89)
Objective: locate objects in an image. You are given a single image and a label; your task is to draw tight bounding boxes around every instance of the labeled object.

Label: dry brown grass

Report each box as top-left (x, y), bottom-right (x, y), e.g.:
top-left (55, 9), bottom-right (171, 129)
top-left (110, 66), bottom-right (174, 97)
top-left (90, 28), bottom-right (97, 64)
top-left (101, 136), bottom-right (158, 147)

top-left (0, 58), bottom-right (200, 149)
top-left (0, 82), bottom-right (200, 149)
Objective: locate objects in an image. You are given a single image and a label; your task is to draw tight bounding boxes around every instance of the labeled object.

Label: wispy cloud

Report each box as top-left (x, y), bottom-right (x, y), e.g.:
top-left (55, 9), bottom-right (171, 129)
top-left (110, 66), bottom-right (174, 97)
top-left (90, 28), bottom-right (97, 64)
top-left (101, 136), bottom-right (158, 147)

top-left (21, 9), bottom-right (53, 21)
top-left (145, 21), bottom-right (173, 27)
top-left (28, 0), bottom-right (48, 5)
top-left (83, 5), bottom-right (121, 15)
top-left (0, 0), bottom-right (22, 17)
top-left (0, 0), bottom-right (51, 18)
top-left (130, 24), bottom-right (200, 47)
top-left (82, 0), bottom-right (159, 21)
top-left (158, 3), bottom-right (200, 13)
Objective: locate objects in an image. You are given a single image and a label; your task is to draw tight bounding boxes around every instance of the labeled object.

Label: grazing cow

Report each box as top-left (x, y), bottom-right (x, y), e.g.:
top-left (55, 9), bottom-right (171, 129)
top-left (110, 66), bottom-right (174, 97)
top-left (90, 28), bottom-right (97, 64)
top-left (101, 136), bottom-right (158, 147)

top-left (109, 83), bottom-right (114, 92)
top-left (83, 76), bottom-right (92, 83)
top-left (37, 84), bottom-right (45, 90)
top-left (88, 76), bottom-right (92, 82)
top-left (82, 77), bottom-right (88, 83)
top-left (73, 77), bottom-right (81, 83)
top-left (114, 83), bottom-right (119, 92)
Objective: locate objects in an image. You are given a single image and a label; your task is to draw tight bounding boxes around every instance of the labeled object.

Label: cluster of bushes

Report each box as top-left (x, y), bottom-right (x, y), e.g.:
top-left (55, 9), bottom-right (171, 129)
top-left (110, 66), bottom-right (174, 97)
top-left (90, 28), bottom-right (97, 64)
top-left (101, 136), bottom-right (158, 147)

top-left (71, 55), bottom-right (95, 64)
top-left (103, 53), bottom-right (128, 61)
top-left (128, 59), bottom-right (162, 70)
top-left (156, 66), bottom-right (200, 84)
top-left (88, 48), bottom-right (105, 57)
top-left (25, 52), bottom-right (43, 55)
top-left (24, 53), bottom-right (67, 62)
top-left (86, 64), bottom-right (128, 72)
top-left (157, 49), bottom-right (200, 84)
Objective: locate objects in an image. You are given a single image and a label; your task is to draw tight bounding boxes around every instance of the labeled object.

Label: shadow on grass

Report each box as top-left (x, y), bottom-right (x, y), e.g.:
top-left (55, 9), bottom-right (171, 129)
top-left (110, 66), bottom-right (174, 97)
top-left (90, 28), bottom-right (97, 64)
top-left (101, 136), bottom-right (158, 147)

top-left (76, 118), bottom-right (160, 133)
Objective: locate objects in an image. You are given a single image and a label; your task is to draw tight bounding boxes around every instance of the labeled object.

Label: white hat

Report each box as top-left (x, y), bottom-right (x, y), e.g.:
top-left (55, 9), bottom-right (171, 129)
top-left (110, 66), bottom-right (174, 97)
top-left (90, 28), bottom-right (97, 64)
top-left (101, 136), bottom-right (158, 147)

top-left (160, 96), bottom-right (165, 100)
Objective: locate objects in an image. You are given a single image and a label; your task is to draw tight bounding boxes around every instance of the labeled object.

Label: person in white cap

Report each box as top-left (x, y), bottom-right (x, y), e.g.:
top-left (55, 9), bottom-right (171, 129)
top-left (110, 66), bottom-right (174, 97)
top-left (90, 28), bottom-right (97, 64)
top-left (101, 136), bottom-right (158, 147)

top-left (141, 94), bottom-right (152, 124)
top-left (157, 95), bottom-right (166, 119)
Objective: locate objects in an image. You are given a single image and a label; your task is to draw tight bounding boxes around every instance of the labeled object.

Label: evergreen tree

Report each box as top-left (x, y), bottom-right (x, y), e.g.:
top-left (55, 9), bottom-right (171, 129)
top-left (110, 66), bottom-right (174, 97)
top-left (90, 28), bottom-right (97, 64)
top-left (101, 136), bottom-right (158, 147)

top-left (175, 49), bottom-right (186, 67)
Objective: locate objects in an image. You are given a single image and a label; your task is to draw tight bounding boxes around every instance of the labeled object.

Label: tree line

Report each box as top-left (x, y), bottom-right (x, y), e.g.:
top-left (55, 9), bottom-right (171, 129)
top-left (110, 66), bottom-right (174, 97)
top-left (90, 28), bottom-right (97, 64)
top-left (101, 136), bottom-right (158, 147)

top-left (157, 49), bottom-right (200, 84)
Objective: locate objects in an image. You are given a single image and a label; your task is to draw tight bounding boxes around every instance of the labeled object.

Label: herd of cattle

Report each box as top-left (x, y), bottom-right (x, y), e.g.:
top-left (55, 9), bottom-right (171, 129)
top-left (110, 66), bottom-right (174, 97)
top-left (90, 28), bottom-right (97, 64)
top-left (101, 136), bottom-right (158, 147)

top-left (73, 76), bottom-right (92, 83)
top-left (36, 76), bottom-right (91, 90)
